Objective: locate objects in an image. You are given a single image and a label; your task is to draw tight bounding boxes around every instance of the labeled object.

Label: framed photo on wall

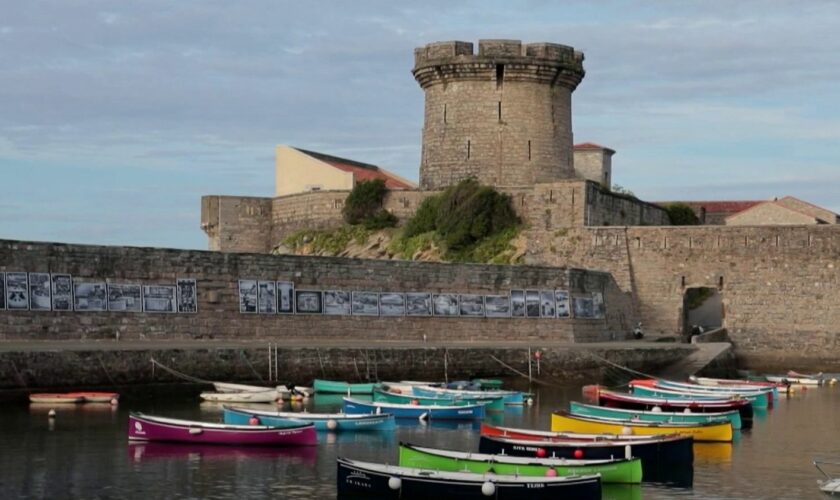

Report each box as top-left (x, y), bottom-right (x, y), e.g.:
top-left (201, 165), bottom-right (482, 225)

top-left (176, 278), bottom-right (198, 313)
top-left (510, 290), bottom-right (525, 318)
top-left (573, 295), bottom-right (595, 319)
top-left (0, 273), bottom-right (5, 310)
top-left (107, 283), bottom-right (143, 312)
top-left (459, 294), bottom-right (485, 317)
top-left (143, 285), bottom-right (176, 313)
top-left (6, 272), bottom-right (29, 311)
top-left (295, 290), bottom-right (323, 314)
top-left (352, 291), bottom-right (379, 316)
top-left (51, 274), bottom-right (73, 311)
top-left (277, 281), bottom-right (294, 314)
top-left (28, 273), bottom-right (51, 311)
top-left (379, 292), bottom-right (405, 316)
top-left (592, 292), bottom-right (606, 319)
top-left (555, 290), bottom-right (570, 318)
top-left (324, 290), bottom-right (351, 315)
top-left (525, 290), bottom-right (541, 318)
top-left (238, 280), bottom-right (258, 313)
top-left (539, 290), bottom-right (556, 318)
top-left (405, 293), bottom-right (432, 316)
top-left (433, 294), bottom-right (459, 316)
top-left (258, 281), bottom-right (277, 314)
top-left (73, 280), bottom-right (107, 311)
top-left (484, 294), bottom-right (511, 318)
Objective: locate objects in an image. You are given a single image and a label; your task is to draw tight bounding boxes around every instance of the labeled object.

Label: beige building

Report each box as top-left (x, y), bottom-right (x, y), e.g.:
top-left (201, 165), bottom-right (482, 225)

top-left (275, 145), bottom-right (416, 197)
top-left (573, 142), bottom-right (614, 188)
top-left (725, 196), bottom-right (839, 226)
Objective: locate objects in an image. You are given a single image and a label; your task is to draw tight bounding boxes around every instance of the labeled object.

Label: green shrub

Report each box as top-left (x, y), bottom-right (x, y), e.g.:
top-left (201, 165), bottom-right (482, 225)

top-left (342, 179), bottom-right (396, 228)
top-left (403, 196), bottom-right (439, 237)
top-left (664, 203), bottom-right (700, 225)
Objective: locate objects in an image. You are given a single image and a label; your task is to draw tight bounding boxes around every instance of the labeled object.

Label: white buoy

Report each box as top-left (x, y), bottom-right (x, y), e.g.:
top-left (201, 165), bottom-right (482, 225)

top-left (683, 408), bottom-right (692, 414)
top-left (526, 398), bottom-right (534, 406)
top-left (326, 419), bottom-right (338, 431)
top-left (625, 444), bottom-right (632, 459)
top-left (48, 409), bottom-right (56, 418)
top-left (418, 412), bottom-right (428, 422)
top-left (388, 477), bottom-right (402, 490)
top-left (481, 481), bottom-right (496, 496)
top-left (620, 426), bottom-right (633, 436)
top-left (651, 406), bottom-right (662, 413)
top-left (110, 398), bottom-right (118, 406)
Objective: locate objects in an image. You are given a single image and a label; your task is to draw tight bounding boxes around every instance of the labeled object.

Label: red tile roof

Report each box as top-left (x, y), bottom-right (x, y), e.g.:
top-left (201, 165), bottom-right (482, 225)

top-left (293, 147), bottom-right (415, 190)
top-left (574, 142), bottom-right (616, 154)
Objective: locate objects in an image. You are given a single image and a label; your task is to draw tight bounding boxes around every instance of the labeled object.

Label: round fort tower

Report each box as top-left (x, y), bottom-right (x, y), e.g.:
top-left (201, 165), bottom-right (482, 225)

top-left (413, 39), bottom-right (585, 190)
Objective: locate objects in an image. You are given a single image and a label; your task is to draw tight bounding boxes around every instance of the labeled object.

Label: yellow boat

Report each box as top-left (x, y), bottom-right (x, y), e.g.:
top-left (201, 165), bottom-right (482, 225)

top-left (551, 411), bottom-right (733, 443)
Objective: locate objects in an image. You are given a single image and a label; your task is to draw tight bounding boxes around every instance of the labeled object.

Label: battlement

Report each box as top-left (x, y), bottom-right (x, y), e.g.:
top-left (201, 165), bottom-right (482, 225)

top-left (413, 39), bottom-right (584, 89)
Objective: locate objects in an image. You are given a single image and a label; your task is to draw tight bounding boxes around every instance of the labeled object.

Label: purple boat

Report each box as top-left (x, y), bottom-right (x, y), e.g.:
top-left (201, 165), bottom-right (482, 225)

top-left (128, 413), bottom-right (316, 446)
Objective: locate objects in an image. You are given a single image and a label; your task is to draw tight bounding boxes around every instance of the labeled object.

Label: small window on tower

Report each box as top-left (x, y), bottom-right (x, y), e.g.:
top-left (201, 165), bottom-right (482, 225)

top-left (496, 64), bottom-right (504, 90)
top-left (467, 140), bottom-right (471, 159)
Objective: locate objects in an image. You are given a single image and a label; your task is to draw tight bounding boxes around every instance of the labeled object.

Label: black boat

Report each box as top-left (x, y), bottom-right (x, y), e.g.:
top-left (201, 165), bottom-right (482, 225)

top-left (336, 457), bottom-right (602, 499)
top-left (478, 434), bottom-right (694, 487)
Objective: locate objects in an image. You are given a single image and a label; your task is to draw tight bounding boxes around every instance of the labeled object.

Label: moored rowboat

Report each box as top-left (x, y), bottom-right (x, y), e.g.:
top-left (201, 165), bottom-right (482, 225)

top-left (128, 413), bottom-right (316, 446)
top-left (313, 379), bottom-right (378, 394)
top-left (199, 390), bottom-right (278, 403)
top-left (343, 397), bottom-right (485, 420)
top-left (595, 388), bottom-right (753, 426)
top-left (29, 393), bottom-right (85, 404)
top-left (337, 457), bottom-right (602, 499)
top-left (374, 387), bottom-right (505, 412)
top-left (569, 400), bottom-right (742, 430)
top-left (411, 385), bottom-right (524, 406)
top-left (630, 384), bottom-right (768, 409)
top-left (223, 405), bottom-right (396, 431)
top-left (551, 411), bottom-right (733, 442)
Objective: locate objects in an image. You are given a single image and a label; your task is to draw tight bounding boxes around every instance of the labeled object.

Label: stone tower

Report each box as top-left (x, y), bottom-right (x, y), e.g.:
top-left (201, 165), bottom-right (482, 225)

top-left (413, 40), bottom-right (585, 190)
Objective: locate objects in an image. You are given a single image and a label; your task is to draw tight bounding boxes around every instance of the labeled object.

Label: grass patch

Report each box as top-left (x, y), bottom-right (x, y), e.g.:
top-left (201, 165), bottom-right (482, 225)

top-left (283, 225), bottom-right (372, 255)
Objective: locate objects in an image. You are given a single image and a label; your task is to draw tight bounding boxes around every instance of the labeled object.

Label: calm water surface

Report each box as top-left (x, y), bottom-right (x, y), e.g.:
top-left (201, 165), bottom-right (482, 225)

top-left (2, 381), bottom-right (838, 499)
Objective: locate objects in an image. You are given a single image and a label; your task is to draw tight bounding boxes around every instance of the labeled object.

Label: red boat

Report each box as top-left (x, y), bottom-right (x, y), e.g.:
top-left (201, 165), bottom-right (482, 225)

top-left (593, 388), bottom-right (753, 427)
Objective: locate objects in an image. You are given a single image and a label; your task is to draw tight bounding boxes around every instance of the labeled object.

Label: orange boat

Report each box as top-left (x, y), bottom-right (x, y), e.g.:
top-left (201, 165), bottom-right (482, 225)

top-left (66, 392), bottom-right (120, 403)
top-left (29, 392), bottom-right (119, 404)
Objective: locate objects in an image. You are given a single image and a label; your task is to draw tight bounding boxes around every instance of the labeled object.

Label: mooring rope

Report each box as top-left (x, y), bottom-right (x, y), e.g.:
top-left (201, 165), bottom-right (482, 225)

top-left (240, 351), bottom-right (266, 384)
top-left (488, 355), bottom-right (555, 386)
top-left (580, 350), bottom-right (660, 381)
top-left (150, 358), bottom-right (213, 385)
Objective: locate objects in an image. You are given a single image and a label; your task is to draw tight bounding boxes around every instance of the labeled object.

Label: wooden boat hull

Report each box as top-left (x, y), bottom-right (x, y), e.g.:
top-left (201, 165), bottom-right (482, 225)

top-left (343, 397), bottom-right (485, 420)
top-left (313, 379), bottom-right (377, 394)
top-left (199, 390), bottom-right (278, 403)
top-left (551, 411), bottom-right (732, 442)
top-left (569, 401), bottom-right (742, 430)
top-left (223, 406), bottom-right (396, 431)
top-left (630, 384), bottom-right (768, 409)
top-left (596, 389), bottom-right (753, 427)
top-left (398, 443), bottom-right (643, 484)
top-left (128, 413), bottom-right (316, 446)
top-left (63, 392), bottom-right (119, 403)
top-left (337, 457), bottom-right (602, 499)
top-left (29, 394), bottom-right (85, 404)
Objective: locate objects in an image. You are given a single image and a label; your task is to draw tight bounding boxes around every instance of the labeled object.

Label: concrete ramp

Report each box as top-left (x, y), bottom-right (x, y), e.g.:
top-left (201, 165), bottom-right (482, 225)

top-left (655, 342), bottom-right (732, 380)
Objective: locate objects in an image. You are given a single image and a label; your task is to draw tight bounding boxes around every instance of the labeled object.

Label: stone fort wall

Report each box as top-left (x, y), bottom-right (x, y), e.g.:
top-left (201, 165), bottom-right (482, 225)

top-left (0, 239), bottom-right (635, 343)
top-left (526, 224), bottom-right (840, 369)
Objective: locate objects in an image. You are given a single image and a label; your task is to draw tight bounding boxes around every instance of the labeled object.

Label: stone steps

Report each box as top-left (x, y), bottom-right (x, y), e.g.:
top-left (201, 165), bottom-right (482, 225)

top-left (655, 342), bottom-right (732, 380)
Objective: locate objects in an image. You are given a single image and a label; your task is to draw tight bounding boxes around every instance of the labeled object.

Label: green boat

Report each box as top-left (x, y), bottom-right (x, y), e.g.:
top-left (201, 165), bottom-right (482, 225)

top-left (472, 378), bottom-right (504, 389)
top-left (313, 379), bottom-right (378, 394)
top-left (398, 442), bottom-right (643, 484)
top-left (569, 401), bottom-right (742, 430)
top-left (373, 387), bottom-right (505, 413)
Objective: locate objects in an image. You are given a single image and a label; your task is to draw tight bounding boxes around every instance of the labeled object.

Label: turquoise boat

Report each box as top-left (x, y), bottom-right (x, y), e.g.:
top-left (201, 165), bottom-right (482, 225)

top-left (313, 379), bottom-right (378, 394)
top-left (657, 379), bottom-right (778, 402)
top-left (223, 406), bottom-right (396, 431)
top-left (373, 388), bottom-right (505, 412)
top-left (569, 401), bottom-right (742, 430)
top-left (631, 384), bottom-right (768, 409)
top-left (472, 378), bottom-right (504, 389)
top-left (412, 386), bottom-right (524, 406)
top-left (343, 397), bottom-right (486, 420)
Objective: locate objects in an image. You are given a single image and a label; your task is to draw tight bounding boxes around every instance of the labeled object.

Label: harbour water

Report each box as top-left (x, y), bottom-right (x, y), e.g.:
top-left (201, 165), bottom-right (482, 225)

top-left (2, 381), bottom-right (837, 499)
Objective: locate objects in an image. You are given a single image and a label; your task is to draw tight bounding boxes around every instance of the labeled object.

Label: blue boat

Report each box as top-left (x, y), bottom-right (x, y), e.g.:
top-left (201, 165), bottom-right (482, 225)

top-left (411, 385), bottom-right (524, 406)
top-left (223, 406), bottom-right (396, 431)
top-left (342, 397), bottom-right (486, 420)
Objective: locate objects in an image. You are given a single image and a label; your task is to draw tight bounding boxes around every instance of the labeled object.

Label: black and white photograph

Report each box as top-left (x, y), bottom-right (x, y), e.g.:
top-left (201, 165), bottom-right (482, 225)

top-left (295, 290), bottom-right (323, 314)
top-left (405, 293), bottom-right (432, 316)
top-left (107, 283), bottom-right (143, 312)
top-left (510, 289), bottom-right (526, 318)
top-left (459, 294), bottom-right (485, 317)
top-left (258, 281), bottom-right (277, 314)
top-left (555, 289), bottom-right (570, 318)
top-left (484, 294), bottom-right (511, 318)
top-left (0, 273), bottom-right (5, 310)
top-left (51, 274), bottom-right (73, 311)
top-left (352, 291), bottom-right (379, 316)
top-left (324, 290), bottom-right (351, 315)
top-left (238, 280), bottom-right (257, 313)
top-left (540, 290), bottom-right (556, 318)
top-left (28, 272), bottom-right (51, 311)
top-left (143, 285), bottom-right (176, 313)
top-left (526, 290), bottom-right (541, 318)
top-left (176, 278), bottom-right (198, 313)
top-left (6, 272), bottom-right (29, 310)
top-left (592, 292), bottom-right (606, 319)
top-left (573, 295), bottom-right (595, 319)
top-left (277, 281), bottom-right (294, 314)
top-left (433, 294), bottom-right (459, 316)
top-left (73, 280), bottom-right (107, 311)
top-left (379, 293), bottom-right (405, 316)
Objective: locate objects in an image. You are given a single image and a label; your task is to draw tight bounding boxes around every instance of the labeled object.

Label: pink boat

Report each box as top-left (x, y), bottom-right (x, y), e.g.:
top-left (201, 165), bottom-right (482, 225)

top-left (128, 413), bottom-right (316, 446)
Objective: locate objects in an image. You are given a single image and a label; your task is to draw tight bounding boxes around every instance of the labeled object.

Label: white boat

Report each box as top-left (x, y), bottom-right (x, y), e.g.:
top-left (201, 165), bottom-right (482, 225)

top-left (766, 375), bottom-right (823, 386)
top-left (276, 386), bottom-right (315, 399)
top-left (200, 390), bottom-right (278, 403)
top-left (213, 382), bottom-right (275, 393)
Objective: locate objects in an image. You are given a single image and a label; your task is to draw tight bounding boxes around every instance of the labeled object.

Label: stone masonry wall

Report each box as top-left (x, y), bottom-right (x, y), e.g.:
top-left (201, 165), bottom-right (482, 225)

top-left (201, 195), bottom-right (273, 253)
top-left (0, 239), bottom-right (634, 343)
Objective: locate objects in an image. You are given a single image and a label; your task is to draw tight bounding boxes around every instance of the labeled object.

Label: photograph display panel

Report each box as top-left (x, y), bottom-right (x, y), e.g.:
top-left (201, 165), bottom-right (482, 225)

top-left (510, 290), bottom-right (526, 318)
top-left (51, 274), bottom-right (72, 311)
top-left (555, 290), bottom-right (570, 318)
top-left (28, 273), bottom-right (51, 311)
top-left (324, 291), bottom-right (351, 315)
top-left (459, 294), bottom-right (485, 317)
top-left (177, 279), bottom-right (198, 313)
top-left (484, 294), bottom-right (511, 318)
top-left (239, 280), bottom-right (257, 313)
top-left (405, 293), bottom-right (432, 316)
top-left (258, 281), bottom-right (277, 314)
top-left (539, 290), bottom-right (555, 318)
top-left (573, 295), bottom-right (595, 319)
top-left (592, 292), bottom-right (606, 319)
top-left (73, 280), bottom-right (107, 311)
top-left (277, 281), bottom-right (294, 314)
top-left (295, 290), bottom-right (323, 314)
top-left (6, 272), bottom-right (29, 310)
top-left (0, 273), bottom-right (5, 309)
top-left (143, 285), bottom-right (176, 313)
top-left (433, 294), bottom-right (459, 316)
top-left (352, 291), bottom-right (379, 316)
top-left (379, 293), bottom-right (405, 316)
top-left (525, 290), bottom-right (541, 318)
top-left (107, 283), bottom-right (143, 312)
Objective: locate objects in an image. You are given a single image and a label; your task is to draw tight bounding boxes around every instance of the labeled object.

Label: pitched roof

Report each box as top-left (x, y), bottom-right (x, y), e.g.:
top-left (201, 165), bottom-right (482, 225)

top-left (574, 142), bottom-right (616, 154)
top-left (654, 200), bottom-right (763, 214)
top-left (292, 147), bottom-right (415, 190)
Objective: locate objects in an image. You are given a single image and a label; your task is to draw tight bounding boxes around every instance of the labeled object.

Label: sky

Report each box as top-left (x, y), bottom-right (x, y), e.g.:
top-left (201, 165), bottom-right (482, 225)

top-left (2, 0), bottom-right (840, 249)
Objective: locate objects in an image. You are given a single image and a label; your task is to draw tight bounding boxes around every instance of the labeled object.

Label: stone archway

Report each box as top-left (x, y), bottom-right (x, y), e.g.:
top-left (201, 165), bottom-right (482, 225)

top-left (682, 287), bottom-right (723, 338)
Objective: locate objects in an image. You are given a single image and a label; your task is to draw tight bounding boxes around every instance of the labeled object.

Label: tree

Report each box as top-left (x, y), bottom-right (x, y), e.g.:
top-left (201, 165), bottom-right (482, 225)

top-left (664, 203), bottom-right (700, 225)
top-left (342, 179), bottom-right (398, 229)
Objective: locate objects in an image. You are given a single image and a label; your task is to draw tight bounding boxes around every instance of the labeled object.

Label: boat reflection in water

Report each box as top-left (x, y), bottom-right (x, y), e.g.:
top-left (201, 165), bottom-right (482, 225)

top-left (127, 442), bottom-right (317, 465)
top-left (601, 484), bottom-right (642, 500)
top-left (694, 443), bottom-right (733, 464)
